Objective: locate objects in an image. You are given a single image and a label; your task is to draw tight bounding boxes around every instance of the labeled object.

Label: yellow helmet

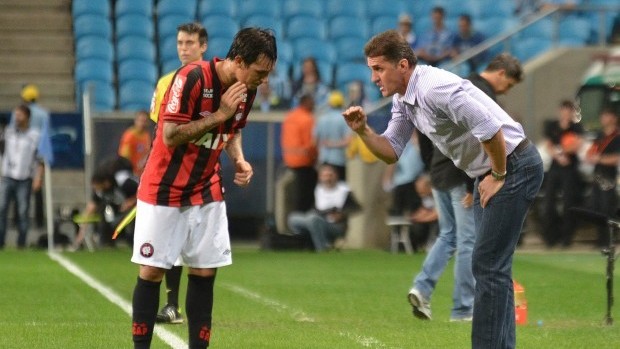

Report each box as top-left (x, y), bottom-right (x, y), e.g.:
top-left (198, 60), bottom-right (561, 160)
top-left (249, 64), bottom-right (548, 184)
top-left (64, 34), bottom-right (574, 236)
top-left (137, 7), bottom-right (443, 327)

top-left (328, 90), bottom-right (344, 108)
top-left (21, 84), bottom-right (40, 102)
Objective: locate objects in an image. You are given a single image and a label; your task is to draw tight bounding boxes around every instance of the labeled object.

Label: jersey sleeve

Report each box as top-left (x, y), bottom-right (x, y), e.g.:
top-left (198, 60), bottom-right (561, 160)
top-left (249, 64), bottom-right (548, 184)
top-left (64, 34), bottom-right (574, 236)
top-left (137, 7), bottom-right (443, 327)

top-left (161, 65), bottom-right (203, 124)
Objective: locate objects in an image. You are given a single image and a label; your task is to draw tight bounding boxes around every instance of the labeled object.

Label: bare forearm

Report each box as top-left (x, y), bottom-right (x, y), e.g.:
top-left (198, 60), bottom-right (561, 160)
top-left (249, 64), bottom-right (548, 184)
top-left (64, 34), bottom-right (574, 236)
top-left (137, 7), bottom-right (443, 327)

top-left (358, 125), bottom-right (398, 164)
top-left (225, 131), bottom-right (245, 163)
top-left (163, 112), bottom-right (228, 147)
top-left (481, 130), bottom-right (507, 173)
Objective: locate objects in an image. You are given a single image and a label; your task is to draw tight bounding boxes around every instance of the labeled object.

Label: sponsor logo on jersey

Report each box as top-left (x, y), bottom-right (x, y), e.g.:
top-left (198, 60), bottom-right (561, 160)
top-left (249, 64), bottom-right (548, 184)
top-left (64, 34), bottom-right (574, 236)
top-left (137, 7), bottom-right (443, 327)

top-left (166, 75), bottom-right (186, 113)
top-left (203, 88), bottom-right (213, 98)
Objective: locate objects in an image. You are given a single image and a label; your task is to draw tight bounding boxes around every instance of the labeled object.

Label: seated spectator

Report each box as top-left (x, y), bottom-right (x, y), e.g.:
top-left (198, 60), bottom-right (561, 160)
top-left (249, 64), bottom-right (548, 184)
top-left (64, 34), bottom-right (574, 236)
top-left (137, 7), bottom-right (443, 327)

top-left (416, 6), bottom-right (455, 67)
top-left (291, 57), bottom-right (329, 111)
top-left (255, 69), bottom-right (292, 112)
top-left (287, 163), bottom-right (360, 252)
top-left (397, 14), bottom-right (418, 49)
top-left (451, 14), bottom-right (486, 73)
top-left (70, 156), bottom-right (138, 251)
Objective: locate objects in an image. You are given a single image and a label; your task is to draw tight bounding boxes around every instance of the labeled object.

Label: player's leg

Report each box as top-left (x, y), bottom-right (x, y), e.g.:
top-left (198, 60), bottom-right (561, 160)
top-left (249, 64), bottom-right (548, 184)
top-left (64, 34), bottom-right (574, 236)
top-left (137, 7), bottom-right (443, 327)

top-left (156, 265), bottom-right (184, 324)
top-left (131, 200), bottom-right (189, 348)
top-left (182, 201), bottom-right (232, 349)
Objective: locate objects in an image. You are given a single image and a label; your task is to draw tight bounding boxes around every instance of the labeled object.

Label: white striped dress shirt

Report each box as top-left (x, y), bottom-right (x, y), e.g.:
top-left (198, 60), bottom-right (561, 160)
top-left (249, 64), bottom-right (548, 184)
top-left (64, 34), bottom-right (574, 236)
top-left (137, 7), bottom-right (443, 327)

top-left (382, 65), bottom-right (526, 177)
top-left (2, 127), bottom-right (40, 180)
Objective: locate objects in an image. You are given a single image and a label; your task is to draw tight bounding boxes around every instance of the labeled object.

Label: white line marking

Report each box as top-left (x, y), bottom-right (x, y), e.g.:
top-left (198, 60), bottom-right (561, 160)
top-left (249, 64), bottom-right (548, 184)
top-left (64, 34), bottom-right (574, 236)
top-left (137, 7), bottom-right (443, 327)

top-left (48, 251), bottom-right (186, 349)
top-left (220, 282), bottom-right (315, 322)
top-left (220, 282), bottom-right (397, 349)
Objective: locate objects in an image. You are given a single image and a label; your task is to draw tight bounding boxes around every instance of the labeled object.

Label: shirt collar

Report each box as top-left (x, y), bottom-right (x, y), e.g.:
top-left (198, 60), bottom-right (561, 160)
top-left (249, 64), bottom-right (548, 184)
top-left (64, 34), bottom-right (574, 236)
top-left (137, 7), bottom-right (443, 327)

top-left (397, 65), bottom-right (421, 106)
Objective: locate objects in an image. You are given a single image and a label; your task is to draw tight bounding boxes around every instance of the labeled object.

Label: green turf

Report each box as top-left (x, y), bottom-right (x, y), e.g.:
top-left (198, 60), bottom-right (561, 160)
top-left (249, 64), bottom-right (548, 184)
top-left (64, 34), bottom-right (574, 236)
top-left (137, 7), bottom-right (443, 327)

top-left (0, 247), bottom-right (618, 348)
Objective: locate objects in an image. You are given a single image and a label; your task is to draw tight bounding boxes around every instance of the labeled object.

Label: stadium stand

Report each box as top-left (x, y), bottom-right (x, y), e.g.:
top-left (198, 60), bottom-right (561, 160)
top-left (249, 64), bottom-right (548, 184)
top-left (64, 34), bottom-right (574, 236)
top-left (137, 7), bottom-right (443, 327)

top-left (75, 37), bottom-right (114, 61)
top-left (198, 0), bottom-right (236, 21)
top-left (335, 62), bottom-right (370, 91)
top-left (116, 14), bottom-right (155, 40)
top-left (238, 0), bottom-right (280, 22)
top-left (326, 0), bottom-right (367, 20)
top-left (329, 16), bottom-right (369, 41)
top-left (156, 0), bottom-right (196, 19)
top-left (115, 0), bottom-right (153, 19)
top-left (282, 0), bottom-right (324, 20)
top-left (73, 14), bottom-right (113, 40)
top-left (286, 16), bottom-right (327, 41)
top-left (72, 0), bottom-right (110, 19)
top-left (118, 80), bottom-right (154, 111)
top-left (201, 16), bottom-right (240, 40)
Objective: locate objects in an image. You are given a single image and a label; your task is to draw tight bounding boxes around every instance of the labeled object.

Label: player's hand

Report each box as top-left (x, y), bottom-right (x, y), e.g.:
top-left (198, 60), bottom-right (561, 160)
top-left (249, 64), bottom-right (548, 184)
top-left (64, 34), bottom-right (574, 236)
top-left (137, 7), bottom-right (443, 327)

top-left (478, 175), bottom-right (505, 208)
top-left (233, 159), bottom-right (253, 187)
top-left (342, 106), bottom-right (368, 134)
top-left (219, 82), bottom-right (248, 119)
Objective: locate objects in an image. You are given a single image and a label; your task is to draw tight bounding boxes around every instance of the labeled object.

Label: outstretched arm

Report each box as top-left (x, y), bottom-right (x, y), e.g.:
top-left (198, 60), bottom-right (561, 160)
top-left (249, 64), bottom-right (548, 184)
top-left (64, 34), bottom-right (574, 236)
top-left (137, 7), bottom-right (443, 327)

top-left (342, 106), bottom-right (398, 163)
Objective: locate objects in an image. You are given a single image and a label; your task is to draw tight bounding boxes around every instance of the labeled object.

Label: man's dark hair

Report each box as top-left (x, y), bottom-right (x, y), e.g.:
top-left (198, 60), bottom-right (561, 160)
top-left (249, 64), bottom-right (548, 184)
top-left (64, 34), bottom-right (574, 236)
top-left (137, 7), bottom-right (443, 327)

top-left (226, 27), bottom-right (277, 66)
top-left (459, 14), bottom-right (472, 24)
top-left (432, 6), bottom-right (445, 16)
top-left (177, 22), bottom-right (208, 45)
top-left (485, 53), bottom-right (524, 82)
top-left (364, 30), bottom-right (418, 67)
top-left (15, 104), bottom-right (31, 118)
top-left (559, 99), bottom-right (576, 110)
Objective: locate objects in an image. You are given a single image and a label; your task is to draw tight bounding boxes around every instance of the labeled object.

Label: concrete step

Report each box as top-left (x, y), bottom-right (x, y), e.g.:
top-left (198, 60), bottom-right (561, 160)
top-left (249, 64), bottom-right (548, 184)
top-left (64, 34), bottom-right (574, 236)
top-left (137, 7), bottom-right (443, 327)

top-left (0, 33), bottom-right (73, 54)
top-left (0, 0), bottom-right (70, 10)
top-left (0, 10), bottom-right (72, 32)
top-left (0, 96), bottom-right (76, 113)
top-left (0, 53), bottom-right (75, 75)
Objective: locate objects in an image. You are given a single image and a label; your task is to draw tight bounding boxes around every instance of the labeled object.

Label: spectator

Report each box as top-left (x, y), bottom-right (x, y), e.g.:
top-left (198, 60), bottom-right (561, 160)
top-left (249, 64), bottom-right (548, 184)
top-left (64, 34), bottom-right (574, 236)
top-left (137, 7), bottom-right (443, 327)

top-left (70, 156), bottom-right (138, 251)
top-left (541, 100), bottom-right (584, 248)
top-left (345, 80), bottom-right (370, 109)
top-left (149, 22), bottom-right (208, 325)
top-left (118, 110), bottom-right (152, 177)
top-left (255, 69), bottom-right (292, 112)
top-left (313, 90), bottom-right (352, 180)
top-left (468, 53), bottom-right (524, 98)
top-left (451, 14), bottom-right (486, 73)
top-left (11, 84), bottom-right (53, 229)
top-left (291, 57), bottom-right (329, 110)
top-left (288, 163), bottom-right (360, 251)
top-left (416, 6), bottom-right (455, 67)
top-left (397, 14), bottom-right (417, 49)
top-left (281, 94), bottom-right (318, 212)
top-left (584, 108), bottom-right (620, 248)
top-left (0, 104), bottom-right (43, 249)
top-left (382, 133), bottom-right (425, 217)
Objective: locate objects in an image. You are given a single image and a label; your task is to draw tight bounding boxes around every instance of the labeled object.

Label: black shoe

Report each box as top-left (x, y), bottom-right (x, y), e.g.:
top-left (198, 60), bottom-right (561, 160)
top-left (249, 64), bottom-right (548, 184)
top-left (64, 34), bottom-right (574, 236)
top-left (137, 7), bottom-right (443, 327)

top-left (156, 304), bottom-right (184, 324)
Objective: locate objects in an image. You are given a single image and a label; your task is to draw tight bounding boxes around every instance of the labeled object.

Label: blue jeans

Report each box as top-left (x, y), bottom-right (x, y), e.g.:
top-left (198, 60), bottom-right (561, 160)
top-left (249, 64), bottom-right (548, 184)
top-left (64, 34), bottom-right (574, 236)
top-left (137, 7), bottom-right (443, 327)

top-left (471, 143), bottom-right (543, 349)
top-left (288, 211), bottom-right (346, 251)
top-left (0, 177), bottom-right (33, 248)
top-left (412, 183), bottom-right (476, 319)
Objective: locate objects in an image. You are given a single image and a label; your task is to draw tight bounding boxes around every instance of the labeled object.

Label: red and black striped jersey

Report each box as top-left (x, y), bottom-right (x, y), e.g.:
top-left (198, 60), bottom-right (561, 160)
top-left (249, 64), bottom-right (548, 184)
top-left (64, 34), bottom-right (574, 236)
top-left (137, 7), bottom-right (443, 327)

top-left (138, 58), bottom-right (256, 207)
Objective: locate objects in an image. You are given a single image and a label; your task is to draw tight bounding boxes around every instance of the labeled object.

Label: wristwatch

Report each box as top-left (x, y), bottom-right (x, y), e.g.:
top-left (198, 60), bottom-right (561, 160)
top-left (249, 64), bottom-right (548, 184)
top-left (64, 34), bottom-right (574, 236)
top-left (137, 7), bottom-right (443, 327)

top-left (491, 169), bottom-right (507, 181)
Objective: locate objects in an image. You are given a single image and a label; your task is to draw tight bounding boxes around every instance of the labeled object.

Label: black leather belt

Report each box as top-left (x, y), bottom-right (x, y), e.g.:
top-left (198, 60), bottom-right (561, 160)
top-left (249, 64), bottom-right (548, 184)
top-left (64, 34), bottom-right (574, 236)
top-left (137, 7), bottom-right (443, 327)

top-left (510, 138), bottom-right (530, 156)
top-left (477, 138), bottom-right (530, 181)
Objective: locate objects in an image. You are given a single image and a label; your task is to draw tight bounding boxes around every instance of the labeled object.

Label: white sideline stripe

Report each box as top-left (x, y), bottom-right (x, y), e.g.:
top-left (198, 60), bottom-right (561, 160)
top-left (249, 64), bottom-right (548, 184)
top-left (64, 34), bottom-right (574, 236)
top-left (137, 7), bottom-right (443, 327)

top-left (221, 283), bottom-right (396, 349)
top-left (48, 252), bottom-right (187, 349)
top-left (220, 282), bottom-right (315, 322)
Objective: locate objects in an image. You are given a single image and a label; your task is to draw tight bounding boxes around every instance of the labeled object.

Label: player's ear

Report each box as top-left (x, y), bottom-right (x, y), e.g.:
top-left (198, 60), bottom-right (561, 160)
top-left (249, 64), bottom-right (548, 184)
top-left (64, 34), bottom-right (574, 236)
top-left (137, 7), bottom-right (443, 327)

top-left (234, 56), bottom-right (246, 68)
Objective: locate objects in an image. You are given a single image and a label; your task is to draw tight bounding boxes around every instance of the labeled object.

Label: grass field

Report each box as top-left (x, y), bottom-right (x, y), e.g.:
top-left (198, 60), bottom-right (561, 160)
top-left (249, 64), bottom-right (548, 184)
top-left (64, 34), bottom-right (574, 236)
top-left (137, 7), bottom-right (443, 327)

top-left (0, 245), bottom-right (619, 348)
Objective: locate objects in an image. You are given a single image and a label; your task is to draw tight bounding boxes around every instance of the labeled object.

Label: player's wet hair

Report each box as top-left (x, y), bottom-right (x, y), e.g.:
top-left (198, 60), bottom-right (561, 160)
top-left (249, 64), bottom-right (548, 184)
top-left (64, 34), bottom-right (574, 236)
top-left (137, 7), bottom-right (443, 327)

top-left (177, 22), bottom-right (208, 45)
top-left (364, 30), bottom-right (417, 68)
top-left (226, 27), bottom-right (277, 67)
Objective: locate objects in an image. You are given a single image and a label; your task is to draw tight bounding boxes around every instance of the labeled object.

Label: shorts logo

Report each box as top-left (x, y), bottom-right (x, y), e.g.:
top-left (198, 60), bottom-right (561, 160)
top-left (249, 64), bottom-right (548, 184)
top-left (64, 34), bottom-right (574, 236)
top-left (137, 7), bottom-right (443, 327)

top-left (140, 243), bottom-right (154, 258)
top-left (166, 75), bottom-right (186, 113)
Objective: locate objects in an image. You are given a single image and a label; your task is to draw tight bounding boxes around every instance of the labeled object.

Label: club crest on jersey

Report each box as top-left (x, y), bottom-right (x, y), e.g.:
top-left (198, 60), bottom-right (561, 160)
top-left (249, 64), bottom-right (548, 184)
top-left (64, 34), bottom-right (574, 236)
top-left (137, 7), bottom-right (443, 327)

top-left (140, 243), bottom-right (154, 258)
top-left (166, 75), bottom-right (186, 113)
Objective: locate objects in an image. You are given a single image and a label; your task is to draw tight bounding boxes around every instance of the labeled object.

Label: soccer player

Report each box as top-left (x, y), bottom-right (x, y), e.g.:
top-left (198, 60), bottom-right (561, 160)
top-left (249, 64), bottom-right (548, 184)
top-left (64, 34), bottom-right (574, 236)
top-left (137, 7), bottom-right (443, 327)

top-left (342, 30), bottom-right (543, 349)
top-left (149, 22), bottom-right (208, 326)
top-left (131, 27), bottom-right (277, 349)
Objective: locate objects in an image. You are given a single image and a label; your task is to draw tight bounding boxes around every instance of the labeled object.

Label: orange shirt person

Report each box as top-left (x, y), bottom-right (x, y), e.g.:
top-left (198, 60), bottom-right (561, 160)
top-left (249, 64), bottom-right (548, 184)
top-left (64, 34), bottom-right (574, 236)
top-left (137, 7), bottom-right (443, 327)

top-left (118, 110), bottom-right (151, 177)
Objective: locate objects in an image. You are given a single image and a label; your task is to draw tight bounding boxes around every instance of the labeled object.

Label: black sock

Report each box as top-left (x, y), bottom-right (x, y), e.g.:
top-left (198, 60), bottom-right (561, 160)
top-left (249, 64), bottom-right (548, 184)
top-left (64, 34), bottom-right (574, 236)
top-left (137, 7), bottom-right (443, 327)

top-left (132, 277), bottom-right (161, 349)
top-left (165, 266), bottom-right (183, 307)
top-left (186, 274), bottom-right (216, 349)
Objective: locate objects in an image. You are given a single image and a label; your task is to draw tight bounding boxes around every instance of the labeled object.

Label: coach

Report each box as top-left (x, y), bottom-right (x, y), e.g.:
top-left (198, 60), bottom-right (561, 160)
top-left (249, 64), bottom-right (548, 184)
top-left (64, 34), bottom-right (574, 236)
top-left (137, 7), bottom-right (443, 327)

top-left (342, 30), bottom-right (543, 349)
